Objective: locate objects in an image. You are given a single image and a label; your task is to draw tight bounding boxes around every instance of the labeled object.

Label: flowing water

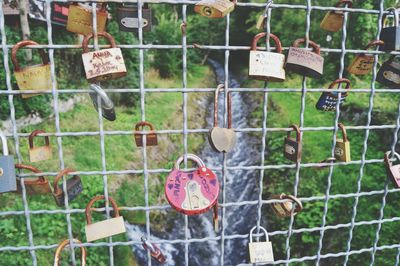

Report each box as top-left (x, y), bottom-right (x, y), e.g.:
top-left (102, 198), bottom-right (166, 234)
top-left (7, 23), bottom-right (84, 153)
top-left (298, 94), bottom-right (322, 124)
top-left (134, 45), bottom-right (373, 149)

top-left (127, 59), bottom-right (265, 265)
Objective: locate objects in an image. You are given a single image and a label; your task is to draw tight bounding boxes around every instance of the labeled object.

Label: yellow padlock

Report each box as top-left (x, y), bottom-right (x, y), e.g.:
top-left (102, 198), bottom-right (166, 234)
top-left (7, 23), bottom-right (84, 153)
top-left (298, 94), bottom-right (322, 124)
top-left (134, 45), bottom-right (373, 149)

top-left (66, 3), bottom-right (108, 35)
top-left (335, 123), bottom-right (351, 162)
top-left (320, 0), bottom-right (353, 32)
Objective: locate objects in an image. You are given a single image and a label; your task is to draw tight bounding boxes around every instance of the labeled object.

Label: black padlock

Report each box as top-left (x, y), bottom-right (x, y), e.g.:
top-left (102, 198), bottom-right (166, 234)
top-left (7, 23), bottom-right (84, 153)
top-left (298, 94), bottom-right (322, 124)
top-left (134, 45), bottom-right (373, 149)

top-left (89, 84), bottom-right (116, 121)
top-left (379, 7), bottom-right (400, 51)
top-left (376, 56), bottom-right (400, 89)
top-left (117, 4), bottom-right (152, 32)
top-left (316, 78), bottom-right (350, 112)
top-left (53, 168), bottom-right (83, 207)
top-left (283, 124), bottom-right (302, 162)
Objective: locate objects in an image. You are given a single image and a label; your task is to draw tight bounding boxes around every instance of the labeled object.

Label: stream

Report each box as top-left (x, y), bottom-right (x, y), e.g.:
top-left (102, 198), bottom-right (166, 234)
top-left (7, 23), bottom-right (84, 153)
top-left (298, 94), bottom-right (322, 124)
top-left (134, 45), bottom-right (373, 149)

top-left (126, 59), bottom-right (266, 265)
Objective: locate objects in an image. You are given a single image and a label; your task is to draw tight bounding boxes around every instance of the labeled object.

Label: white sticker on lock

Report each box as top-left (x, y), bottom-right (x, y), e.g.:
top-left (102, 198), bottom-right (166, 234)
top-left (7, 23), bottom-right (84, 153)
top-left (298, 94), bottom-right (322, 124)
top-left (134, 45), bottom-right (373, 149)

top-left (121, 17), bottom-right (149, 28)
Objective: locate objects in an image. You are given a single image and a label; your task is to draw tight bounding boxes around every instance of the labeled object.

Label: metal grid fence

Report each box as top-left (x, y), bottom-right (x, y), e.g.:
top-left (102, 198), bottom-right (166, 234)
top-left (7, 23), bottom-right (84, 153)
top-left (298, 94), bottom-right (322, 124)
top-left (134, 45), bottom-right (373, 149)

top-left (1, 0), bottom-right (400, 265)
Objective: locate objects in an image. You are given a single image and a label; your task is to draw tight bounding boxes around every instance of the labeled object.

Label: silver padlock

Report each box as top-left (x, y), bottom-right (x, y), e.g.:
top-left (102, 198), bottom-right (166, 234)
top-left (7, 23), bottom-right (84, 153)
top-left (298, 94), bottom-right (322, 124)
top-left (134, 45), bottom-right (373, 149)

top-left (89, 84), bottom-right (116, 121)
top-left (0, 131), bottom-right (16, 193)
top-left (248, 226), bottom-right (274, 263)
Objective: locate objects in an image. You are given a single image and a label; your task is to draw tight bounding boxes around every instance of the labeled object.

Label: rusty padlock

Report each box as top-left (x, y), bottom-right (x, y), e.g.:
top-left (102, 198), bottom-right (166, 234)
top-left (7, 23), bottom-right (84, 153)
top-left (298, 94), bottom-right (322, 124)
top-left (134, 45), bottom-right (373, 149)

top-left (285, 38), bottom-right (324, 78)
top-left (348, 40), bottom-right (384, 75)
top-left (334, 123), bottom-right (351, 162)
top-left (141, 236), bottom-right (167, 264)
top-left (379, 8), bottom-right (400, 51)
top-left (11, 40), bottom-right (53, 99)
top-left (248, 32), bottom-right (285, 82)
top-left (194, 0), bottom-right (236, 18)
top-left (134, 121), bottom-right (158, 147)
top-left (270, 193), bottom-right (303, 218)
top-left (283, 125), bottom-right (302, 163)
top-left (28, 130), bottom-right (52, 163)
top-left (85, 195), bottom-right (126, 242)
top-left (320, 0), bottom-right (353, 32)
top-left (81, 32), bottom-right (127, 82)
top-left (15, 164), bottom-right (51, 195)
top-left (117, 4), bottom-right (152, 32)
top-left (53, 168), bottom-right (83, 207)
top-left (316, 78), bottom-right (351, 112)
top-left (54, 239), bottom-right (86, 266)
top-left (384, 151), bottom-right (400, 188)
top-left (66, 2), bottom-right (108, 35)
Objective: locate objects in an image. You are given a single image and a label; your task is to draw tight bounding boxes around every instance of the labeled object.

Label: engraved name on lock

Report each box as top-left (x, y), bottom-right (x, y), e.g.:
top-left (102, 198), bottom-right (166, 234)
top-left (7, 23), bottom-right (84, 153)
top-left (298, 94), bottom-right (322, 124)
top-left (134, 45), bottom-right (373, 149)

top-left (250, 52), bottom-right (285, 77)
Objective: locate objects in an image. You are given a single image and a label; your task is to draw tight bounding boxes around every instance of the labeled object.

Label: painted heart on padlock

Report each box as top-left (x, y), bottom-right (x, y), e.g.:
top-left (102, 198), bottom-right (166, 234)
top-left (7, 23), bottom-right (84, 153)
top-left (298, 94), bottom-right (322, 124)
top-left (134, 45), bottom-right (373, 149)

top-left (210, 127), bottom-right (236, 152)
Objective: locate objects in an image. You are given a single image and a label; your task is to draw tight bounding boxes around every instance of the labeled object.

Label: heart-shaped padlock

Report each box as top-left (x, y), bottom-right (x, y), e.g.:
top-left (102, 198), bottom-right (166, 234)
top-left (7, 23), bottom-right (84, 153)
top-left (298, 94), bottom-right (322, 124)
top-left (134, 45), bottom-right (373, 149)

top-left (209, 84), bottom-right (236, 153)
top-left (165, 154), bottom-right (220, 230)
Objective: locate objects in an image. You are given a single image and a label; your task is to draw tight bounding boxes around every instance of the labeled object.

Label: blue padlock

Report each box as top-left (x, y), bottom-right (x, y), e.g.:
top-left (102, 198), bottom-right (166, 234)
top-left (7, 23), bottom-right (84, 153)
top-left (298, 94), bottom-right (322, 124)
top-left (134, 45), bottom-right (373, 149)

top-left (316, 78), bottom-right (350, 112)
top-left (0, 131), bottom-right (16, 193)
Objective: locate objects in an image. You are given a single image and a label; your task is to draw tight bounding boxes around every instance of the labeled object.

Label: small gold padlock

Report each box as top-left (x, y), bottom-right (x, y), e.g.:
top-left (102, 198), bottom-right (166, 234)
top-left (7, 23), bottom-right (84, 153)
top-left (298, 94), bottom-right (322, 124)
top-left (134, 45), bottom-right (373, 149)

top-left (11, 40), bottom-right (53, 99)
top-left (334, 123), bottom-right (351, 162)
top-left (347, 40), bottom-right (384, 75)
top-left (248, 226), bottom-right (274, 264)
top-left (271, 193), bottom-right (303, 218)
top-left (54, 239), bottom-right (86, 266)
top-left (320, 0), bottom-right (353, 32)
top-left (194, 0), bottom-right (236, 18)
top-left (66, 2), bottom-right (108, 35)
top-left (28, 130), bottom-right (52, 163)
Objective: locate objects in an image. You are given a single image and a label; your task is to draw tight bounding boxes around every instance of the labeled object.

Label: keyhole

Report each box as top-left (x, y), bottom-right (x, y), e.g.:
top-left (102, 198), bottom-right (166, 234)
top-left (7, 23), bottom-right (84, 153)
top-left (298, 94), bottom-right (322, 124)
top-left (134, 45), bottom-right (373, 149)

top-left (203, 7), bottom-right (212, 16)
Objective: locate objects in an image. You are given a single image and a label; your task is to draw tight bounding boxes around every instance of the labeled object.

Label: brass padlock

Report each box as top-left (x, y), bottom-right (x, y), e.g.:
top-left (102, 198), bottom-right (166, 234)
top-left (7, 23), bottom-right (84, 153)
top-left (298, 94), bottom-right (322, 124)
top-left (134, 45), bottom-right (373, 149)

top-left (54, 239), bottom-right (86, 266)
top-left (379, 8), bottom-right (400, 51)
top-left (15, 164), bottom-right (51, 195)
top-left (194, 0), bottom-right (236, 18)
top-left (117, 4), bottom-right (152, 32)
top-left (348, 40), bottom-right (384, 75)
top-left (66, 2), bottom-right (107, 36)
top-left (334, 123), bottom-right (351, 162)
top-left (248, 32), bottom-right (285, 82)
top-left (283, 124), bottom-right (302, 163)
top-left (384, 151), bottom-right (400, 188)
top-left (82, 32), bottom-right (127, 82)
top-left (271, 193), bottom-right (303, 218)
top-left (248, 226), bottom-right (274, 264)
top-left (320, 0), bottom-right (353, 32)
top-left (53, 168), bottom-right (83, 207)
top-left (28, 130), bottom-right (52, 163)
top-left (85, 195), bottom-right (126, 242)
top-left (285, 38), bottom-right (324, 78)
top-left (134, 121), bottom-right (158, 147)
top-left (316, 78), bottom-right (351, 112)
top-left (11, 40), bottom-right (53, 99)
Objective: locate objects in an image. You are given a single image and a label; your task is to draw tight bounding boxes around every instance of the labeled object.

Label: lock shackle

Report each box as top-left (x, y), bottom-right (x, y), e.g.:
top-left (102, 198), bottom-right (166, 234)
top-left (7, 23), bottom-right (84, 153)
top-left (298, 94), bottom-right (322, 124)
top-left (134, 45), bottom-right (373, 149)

top-left (54, 239), bottom-right (86, 266)
top-left (384, 151), bottom-right (400, 167)
top-left (327, 78), bottom-right (351, 97)
top-left (71, 2), bottom-right (107, 12)
top-left (15, 164), bottom-right (46, 182)
top-left (251, 33), bottom-right (282, 53)
top-left (318, 157), bottom-right (337, 169)
top-left (364, 40), bottom-right (385, 51)
top-left (89, 84), bottom-right (114, 110)
top-left (279, 193), bottom-right (303, 213)
top-left (287, 124), bottom-right (301, 142)
top-left (337, 123), bottom-right (348, 142)
top-left (0, 131), bottom-right (8, 156)
top-left (174, 154), bottom-right (205, 170)
top-left (53, 168), bottom-right (77, 195)
top-left (29, 130), bottom-right (50, 149)
top-left (82, 32), bottom-right (117, 54)
top-left (383, 8), bottom-right (400, 27)
top-left (249, 225), bottom-right (269, 243)
top-left (11, 40), bottom-right (49, 71)
top-left (85, 195), bottom-right (120, 225)
top-left (335, 0), bottom-right (353, 8)
top-left (292, 38), bottom-right (320, 55)
top-left (135, 121), bottom-right (155, 132)
top-left (213, 84), bottom-right (232, 128)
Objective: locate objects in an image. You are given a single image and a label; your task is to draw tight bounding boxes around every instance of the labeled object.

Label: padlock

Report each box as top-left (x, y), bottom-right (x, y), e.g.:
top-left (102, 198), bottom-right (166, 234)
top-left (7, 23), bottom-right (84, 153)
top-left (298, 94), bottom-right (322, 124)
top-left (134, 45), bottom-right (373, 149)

top-left (283, 124), bottom-right (302, 163)
top-left (334, 123), bottom-right (351, 162)
top-left (85, 195), bottom-right (126, 242)
top-left (81, 32), bottom-right (127, 82)
top-left (347, 40), bottom-right (384, 75)
top-left (379, 8), bottom-right (400, 51)
top-left (117, 4), bottom-right (152, 32)
top-left (51, 2), bottom-right (69, 26)
top-left (320, 0), bottom-right (353, 32)
top-left (134, 121), bottom-right (158, 147)
top-left (317, 157), bottom-right (336, 170)
top-left (165, 154), bottom-right (219, 229)
top-left (28, 130), bottom-right (52, 163)
top-left (15, 164), bottom-right (51, 195)
top-left (248, 32), bottom-right (285, 82)
top-left (89, 84), bottom-right (116, 121)
top-left (66, 2), bottom-right (107, 35)
top-left (54, 239), bottom-right (86, 266)
top-left (53, 168), bottom-right (83, 207)
top-left (209, 84), bottom-right (236, 153)
top-left (141, 236), bottom-right (167, 264)
top-left (376, 56), bottom-right (400, 89)
top-left (270, 193), bottom-right (303, 218)
top-left (384, 151), bottom-right (400, 188)
top-left (0, 131), bottom-right (16, 193)
top-left (248, 226), bottom-right (274, 263)
top-left (194, 0), bottom-right (236, 18)
top-left (285, 38), bottom-right (324, 78)
top-left (316, 78), bottom-right (351, 112)
top-left (11, 40), bottom-right (53, 99)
